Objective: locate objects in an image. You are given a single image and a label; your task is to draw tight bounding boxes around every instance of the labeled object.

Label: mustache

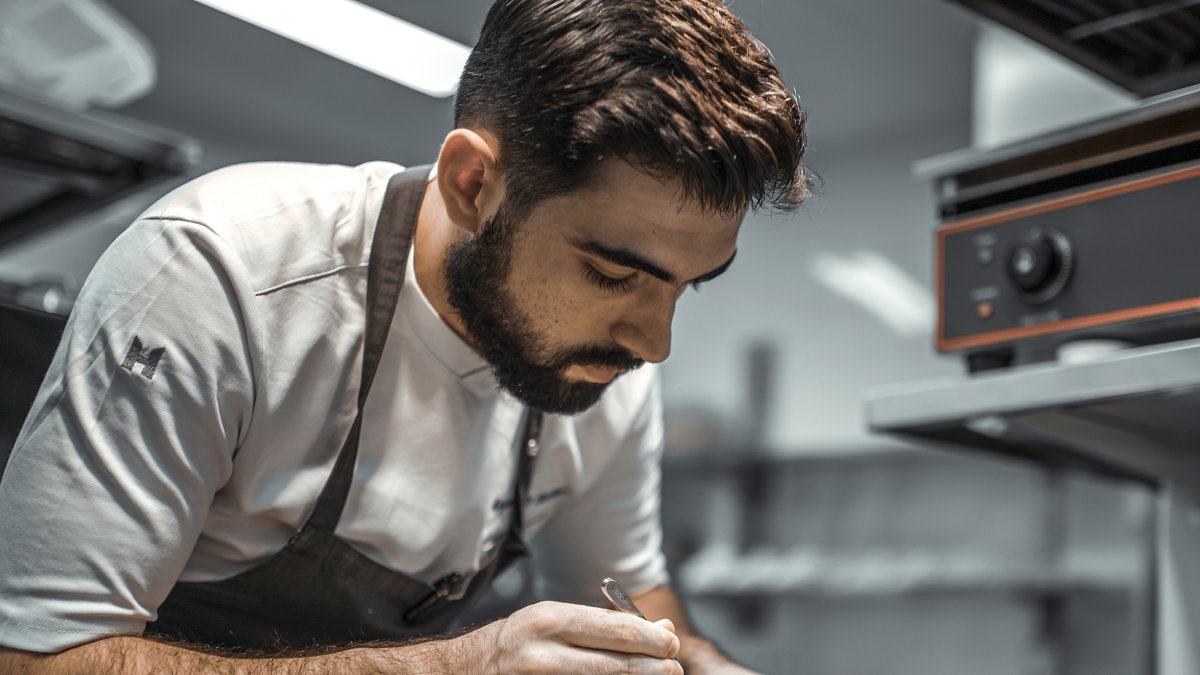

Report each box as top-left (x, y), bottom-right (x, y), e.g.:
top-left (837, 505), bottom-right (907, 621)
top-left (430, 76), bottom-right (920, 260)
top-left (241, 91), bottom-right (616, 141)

top-left (551, 344), bottom-right (645, 372)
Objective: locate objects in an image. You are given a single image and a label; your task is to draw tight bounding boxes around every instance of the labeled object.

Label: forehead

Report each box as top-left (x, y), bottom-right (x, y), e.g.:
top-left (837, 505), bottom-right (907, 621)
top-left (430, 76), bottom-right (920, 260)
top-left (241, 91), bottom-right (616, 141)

top-left (531, 160), bottom-right (743, 268)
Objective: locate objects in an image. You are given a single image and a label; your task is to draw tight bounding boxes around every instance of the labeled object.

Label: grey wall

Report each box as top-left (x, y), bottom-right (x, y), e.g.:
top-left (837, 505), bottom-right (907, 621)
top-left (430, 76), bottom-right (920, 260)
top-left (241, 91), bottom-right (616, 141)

top-left (973, 25), bottom-right (1137, 148)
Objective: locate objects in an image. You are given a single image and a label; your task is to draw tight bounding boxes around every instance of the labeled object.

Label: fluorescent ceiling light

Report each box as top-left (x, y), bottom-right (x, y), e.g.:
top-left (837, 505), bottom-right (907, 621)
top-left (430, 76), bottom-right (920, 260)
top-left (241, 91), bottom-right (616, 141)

top-left (190, 0), bottom-right (470, 98)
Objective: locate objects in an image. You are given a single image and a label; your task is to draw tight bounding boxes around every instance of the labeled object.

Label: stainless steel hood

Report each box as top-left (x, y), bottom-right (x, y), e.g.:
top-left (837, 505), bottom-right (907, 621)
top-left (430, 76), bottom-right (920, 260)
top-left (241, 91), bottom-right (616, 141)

top-left (948, 0), bottom-right (1200, 98)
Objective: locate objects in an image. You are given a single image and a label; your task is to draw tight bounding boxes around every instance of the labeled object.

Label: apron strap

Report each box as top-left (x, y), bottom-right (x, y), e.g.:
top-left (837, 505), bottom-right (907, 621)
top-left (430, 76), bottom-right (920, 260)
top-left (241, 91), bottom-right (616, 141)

top-left (508, 409), bottom-right (544, 552)
top-left (307, 165), bottom-right (430, 533)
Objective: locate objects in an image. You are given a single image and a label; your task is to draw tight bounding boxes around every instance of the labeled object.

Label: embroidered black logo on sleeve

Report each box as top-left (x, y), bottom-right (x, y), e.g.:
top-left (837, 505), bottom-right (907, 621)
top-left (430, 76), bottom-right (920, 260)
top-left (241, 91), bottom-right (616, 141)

top-left (121, 336), bottom-right (166, 379)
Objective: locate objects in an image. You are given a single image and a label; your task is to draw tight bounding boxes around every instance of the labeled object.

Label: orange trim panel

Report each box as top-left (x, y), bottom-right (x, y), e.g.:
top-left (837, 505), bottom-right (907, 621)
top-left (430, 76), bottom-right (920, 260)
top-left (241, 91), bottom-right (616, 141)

top-left (938, 298), bottom-right (1200, 352)
top-left (936, 162), bottom-right (1200, 352)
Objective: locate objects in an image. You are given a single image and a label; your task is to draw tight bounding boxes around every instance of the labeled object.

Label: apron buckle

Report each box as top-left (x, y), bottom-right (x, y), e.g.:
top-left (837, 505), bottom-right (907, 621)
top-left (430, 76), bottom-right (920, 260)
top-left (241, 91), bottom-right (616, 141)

top-left (403, 571), bottom-right (463, 623)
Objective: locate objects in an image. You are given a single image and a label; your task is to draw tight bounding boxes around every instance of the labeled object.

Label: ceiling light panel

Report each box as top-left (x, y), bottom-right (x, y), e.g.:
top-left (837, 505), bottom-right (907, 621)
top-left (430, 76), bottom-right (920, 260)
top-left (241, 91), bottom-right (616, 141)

top-left (190, 0), bottom-right (470, 98)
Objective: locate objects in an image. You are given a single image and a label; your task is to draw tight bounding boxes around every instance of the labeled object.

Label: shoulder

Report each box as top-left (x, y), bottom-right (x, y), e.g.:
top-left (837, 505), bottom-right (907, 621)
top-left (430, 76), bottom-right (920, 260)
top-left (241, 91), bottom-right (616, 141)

top-left (143, 161), bottom-right (403, 219)
top-left (136, 161), bottom-right (404, 294)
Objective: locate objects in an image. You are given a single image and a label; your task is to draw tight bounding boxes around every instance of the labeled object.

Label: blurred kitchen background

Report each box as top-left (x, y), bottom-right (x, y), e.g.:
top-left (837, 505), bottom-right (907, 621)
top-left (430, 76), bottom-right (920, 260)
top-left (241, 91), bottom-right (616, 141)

top-left (0, 1), bottom-right (1170, 673)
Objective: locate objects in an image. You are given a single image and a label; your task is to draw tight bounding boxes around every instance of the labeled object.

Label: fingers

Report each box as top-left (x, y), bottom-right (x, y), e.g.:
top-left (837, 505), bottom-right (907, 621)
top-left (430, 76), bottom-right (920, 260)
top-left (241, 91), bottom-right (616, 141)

top-left (542, 646), bottom-right (683, 675)
top-left (551, 604), bottom-right (679, 659)
top-left (497, 603), bottom-right (684, 675)
top-left (654, 620), bottom-right (680, 658)
top-left (582, 652), bottom-right (683, 675)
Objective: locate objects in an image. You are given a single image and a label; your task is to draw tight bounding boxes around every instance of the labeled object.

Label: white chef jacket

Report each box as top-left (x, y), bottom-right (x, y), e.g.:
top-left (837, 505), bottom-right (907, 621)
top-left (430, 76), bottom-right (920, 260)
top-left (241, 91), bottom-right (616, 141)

top-left (0, 161), bottom-right (668, 654)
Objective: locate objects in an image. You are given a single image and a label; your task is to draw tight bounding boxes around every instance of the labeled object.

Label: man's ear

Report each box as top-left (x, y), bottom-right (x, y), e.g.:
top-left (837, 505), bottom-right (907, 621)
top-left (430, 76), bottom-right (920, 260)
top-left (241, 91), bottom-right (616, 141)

top-left (436, 129), bottom-right (501, 235)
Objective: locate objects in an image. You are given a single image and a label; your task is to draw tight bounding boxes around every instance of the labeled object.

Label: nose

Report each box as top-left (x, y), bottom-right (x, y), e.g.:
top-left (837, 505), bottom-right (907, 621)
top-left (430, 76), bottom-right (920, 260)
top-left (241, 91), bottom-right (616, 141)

top-left (612, 294), bottom-right (675, 364)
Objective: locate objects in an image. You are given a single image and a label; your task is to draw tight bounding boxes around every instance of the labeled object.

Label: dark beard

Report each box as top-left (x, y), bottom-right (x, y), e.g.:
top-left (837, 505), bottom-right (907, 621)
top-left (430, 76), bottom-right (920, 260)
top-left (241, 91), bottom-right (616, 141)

top-left (442, 199), bottom-right (643, 414)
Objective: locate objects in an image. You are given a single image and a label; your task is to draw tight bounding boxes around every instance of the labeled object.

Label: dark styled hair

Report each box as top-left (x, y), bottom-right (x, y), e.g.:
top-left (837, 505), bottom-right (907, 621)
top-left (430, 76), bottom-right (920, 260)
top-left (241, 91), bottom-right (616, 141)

top-left (454, 0), bottom-right (811, 217)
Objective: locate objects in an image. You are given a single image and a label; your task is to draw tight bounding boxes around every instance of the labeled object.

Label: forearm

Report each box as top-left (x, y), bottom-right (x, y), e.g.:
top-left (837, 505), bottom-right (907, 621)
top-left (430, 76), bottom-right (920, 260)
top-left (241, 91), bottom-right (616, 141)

top-left (0, 631), bottom-right (476, 675)
top-left (675, 632), bottom-right (746, 674)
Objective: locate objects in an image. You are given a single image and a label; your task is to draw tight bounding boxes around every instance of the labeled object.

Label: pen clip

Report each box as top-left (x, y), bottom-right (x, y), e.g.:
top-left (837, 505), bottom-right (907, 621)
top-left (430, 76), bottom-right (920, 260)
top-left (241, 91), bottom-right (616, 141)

top-left (404, 571), bottom-right (463, 623)
top-left (600, 577), bottom-right (646, 619)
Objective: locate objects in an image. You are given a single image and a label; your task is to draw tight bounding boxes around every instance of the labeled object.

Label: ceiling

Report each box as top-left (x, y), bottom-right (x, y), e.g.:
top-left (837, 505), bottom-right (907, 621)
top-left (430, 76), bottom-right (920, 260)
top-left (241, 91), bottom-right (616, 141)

top-left (101, 0), bottom-right (980, 172)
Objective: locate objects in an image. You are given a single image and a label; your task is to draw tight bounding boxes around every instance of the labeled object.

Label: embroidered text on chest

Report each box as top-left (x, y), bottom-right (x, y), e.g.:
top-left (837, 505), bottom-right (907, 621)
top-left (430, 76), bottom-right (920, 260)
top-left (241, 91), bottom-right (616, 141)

top-left (492, 487), bottom-right (570, 512)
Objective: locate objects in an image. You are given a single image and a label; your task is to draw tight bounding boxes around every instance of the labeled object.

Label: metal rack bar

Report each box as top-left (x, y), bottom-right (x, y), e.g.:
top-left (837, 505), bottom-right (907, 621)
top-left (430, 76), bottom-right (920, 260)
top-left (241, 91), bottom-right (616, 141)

top-left (1066, 0), bottom-right (1200, 40)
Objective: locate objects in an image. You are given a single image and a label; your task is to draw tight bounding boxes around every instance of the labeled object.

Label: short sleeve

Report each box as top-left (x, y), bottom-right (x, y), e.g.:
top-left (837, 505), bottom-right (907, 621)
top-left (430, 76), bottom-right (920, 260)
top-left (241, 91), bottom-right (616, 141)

top-left (0, 217), bottom-right (255, 653)
top-left (532, 370), bottom-right (670, 604)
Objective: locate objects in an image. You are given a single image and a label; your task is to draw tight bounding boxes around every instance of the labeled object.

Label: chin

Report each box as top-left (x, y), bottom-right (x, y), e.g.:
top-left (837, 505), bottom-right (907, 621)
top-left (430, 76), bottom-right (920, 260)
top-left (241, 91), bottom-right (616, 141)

top-left (501, 378), bottom-right (612, 416)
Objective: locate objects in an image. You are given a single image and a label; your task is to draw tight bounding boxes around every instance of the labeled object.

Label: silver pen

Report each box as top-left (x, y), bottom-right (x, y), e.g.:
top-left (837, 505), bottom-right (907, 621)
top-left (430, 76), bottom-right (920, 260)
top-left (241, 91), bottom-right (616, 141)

top-left (600, 577), bottom-right (646, 619)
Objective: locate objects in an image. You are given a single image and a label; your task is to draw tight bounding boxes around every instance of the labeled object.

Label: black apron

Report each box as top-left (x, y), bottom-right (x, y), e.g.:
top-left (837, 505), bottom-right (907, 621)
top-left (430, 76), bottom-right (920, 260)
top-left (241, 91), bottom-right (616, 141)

top-left (146, 165), bottom-right (545, 650)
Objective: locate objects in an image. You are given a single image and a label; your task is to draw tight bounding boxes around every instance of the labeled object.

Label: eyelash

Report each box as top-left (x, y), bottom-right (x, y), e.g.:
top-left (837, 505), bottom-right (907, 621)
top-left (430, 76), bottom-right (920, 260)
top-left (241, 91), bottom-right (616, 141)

top-left (582, 264), bottom-right (637, 294)
top-left (582, 263), bottom-right (708, 294)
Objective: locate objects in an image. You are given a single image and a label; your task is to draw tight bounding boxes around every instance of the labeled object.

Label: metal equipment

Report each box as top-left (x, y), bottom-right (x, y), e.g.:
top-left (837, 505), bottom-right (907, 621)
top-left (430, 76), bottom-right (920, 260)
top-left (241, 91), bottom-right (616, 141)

top-left (870, 5), bottom-right (1200, 670)
top-left (0, 86), bottom-right (199, 248)
top-left (927, 87), bottom-right (1200, 371)
top-left (867, 338), bottom-right (1200, 674)
top-left (870, 4), bottom-right (1200, 670)
top-left (945, 0), bottom-right (1200, 98)
top-left (935, 0), bottom-right (1200, 371)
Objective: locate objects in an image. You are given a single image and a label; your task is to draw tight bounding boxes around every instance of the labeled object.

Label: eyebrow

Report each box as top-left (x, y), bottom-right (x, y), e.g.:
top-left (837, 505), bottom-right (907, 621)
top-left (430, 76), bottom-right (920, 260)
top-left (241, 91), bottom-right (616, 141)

top-left (572, 239), bottom-right (738, 286)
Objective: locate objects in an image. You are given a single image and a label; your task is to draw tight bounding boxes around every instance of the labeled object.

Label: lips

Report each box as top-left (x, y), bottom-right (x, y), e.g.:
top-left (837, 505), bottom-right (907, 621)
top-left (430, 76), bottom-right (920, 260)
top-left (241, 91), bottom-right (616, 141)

top-left (579, 365), bottom-right (622, 383)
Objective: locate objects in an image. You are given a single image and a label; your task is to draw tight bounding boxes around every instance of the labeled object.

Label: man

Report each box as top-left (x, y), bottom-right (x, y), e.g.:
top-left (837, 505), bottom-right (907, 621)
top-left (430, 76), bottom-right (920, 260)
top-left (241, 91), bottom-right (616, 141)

top-left (0, 0), bottom-right (809, 672)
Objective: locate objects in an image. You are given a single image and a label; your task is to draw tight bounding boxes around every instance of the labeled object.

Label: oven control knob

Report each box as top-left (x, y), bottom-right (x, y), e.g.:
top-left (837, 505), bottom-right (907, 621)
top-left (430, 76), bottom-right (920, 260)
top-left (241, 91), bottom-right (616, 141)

top-left (1007, 228), bottom-right (1072, 304)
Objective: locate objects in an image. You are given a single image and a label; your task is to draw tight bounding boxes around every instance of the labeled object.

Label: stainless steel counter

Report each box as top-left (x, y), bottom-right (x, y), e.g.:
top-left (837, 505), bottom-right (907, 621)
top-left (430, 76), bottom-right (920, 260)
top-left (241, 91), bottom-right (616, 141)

top-left (865, 338), bottom-right (1200, 675)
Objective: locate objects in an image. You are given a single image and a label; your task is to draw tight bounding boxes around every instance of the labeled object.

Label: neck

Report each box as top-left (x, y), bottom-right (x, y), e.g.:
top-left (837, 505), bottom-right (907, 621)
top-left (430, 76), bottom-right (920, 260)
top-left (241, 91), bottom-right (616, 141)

top-left (413, 177), bottom-right (476, 347)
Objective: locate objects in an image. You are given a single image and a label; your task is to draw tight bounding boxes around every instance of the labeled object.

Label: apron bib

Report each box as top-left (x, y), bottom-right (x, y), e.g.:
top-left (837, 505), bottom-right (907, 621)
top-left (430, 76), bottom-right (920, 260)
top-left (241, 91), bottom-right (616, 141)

top-left (146, 165), bottom-right (544, 649)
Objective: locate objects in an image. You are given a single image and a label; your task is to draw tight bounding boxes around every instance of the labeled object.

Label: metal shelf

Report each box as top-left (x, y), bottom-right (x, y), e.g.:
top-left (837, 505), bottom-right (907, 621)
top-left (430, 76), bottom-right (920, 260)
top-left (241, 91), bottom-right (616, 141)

top-left (865, 337), bottom-right (1200, 486)
top-left (677, 548), bottom-right (1136, 600)
top-left (662, 440), bottom-right (930, 476)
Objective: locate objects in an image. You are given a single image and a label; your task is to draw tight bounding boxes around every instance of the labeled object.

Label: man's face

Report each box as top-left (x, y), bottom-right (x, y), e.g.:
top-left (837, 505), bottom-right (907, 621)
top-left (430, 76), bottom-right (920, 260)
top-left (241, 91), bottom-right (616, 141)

top-left (444, 160), bottom-right (743, 414)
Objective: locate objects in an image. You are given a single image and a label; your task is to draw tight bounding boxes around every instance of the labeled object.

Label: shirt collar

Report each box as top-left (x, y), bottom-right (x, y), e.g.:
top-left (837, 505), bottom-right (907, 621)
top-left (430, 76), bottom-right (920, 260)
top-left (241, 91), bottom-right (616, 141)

top-left (398, 241), bottom-right (499, 398)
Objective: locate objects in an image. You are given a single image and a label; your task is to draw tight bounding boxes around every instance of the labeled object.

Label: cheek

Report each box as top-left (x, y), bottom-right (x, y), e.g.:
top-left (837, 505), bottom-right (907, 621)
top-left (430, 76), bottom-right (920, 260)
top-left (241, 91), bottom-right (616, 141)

top-left (510, 244), bottom-right (613, 341)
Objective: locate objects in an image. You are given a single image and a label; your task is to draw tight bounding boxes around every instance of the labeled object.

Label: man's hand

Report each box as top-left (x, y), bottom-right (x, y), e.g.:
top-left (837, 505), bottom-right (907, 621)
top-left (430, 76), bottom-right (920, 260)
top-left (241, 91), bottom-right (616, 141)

top-left (466, 600), bottom-right (682, 674)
